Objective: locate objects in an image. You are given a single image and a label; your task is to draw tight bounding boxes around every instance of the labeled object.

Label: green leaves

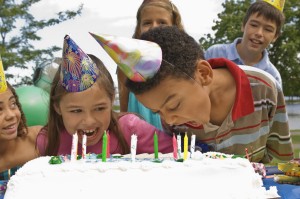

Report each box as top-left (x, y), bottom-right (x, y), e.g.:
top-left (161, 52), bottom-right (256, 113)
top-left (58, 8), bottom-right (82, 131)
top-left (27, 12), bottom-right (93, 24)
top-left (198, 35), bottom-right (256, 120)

top-left (0, 0), bottom-right (82, 85)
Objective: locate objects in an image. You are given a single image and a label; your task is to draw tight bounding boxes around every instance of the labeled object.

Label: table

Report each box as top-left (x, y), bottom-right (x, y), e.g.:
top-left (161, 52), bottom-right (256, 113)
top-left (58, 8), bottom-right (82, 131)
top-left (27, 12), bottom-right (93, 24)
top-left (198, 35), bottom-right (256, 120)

top-left (264, 166), bottom-right (300, 199)
top-left (0, 180), bottom-right (7, 199)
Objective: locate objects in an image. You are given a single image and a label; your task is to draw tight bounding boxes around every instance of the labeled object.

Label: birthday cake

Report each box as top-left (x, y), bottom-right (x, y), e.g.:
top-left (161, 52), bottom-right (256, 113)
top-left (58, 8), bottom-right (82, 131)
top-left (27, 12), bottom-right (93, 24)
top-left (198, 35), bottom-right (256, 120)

top-left (4, 152), bottom-right (279, 199)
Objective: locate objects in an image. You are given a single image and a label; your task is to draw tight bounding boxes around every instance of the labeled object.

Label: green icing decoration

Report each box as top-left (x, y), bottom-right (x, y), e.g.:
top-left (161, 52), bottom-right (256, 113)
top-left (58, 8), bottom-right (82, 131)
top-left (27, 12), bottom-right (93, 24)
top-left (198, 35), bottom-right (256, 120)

top-left (112, 155), bottom-right (123, 159)
top-left (232, 155), bottom-right (245, 159)
top-left (96, 154), bottom-right (102, 159)
top-left (175, 158), bottom-right (184, 162)
top-left (49, 156), bottom-right (62, 164)
top-left (152, 159), bottom-right (163, 163)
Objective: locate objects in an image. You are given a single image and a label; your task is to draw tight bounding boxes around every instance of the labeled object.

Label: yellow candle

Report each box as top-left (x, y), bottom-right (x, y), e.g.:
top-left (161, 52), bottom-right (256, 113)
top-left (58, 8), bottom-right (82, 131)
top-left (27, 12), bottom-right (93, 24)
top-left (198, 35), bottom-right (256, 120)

top-left (184, 132), bottom-right (188, 160)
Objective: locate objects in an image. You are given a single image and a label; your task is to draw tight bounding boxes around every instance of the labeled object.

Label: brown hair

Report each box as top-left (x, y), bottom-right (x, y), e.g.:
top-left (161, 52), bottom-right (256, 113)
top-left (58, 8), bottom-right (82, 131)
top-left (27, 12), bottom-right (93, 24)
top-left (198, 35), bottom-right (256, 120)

top-left (44, 54), bottom-right (130, 155)
top-left (243, 1), bottom-right (285, 37)
top-left (6, 83), bottom-right (28, 137)
top-left (133, 0), bottom-right (184, 39)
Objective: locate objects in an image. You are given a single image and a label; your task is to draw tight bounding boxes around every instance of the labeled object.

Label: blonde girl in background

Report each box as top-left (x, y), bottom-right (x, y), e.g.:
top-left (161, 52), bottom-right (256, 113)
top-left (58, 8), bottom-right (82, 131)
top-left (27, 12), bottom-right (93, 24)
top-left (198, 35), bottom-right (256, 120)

top-left (117, 0), bottom-right (185, 130)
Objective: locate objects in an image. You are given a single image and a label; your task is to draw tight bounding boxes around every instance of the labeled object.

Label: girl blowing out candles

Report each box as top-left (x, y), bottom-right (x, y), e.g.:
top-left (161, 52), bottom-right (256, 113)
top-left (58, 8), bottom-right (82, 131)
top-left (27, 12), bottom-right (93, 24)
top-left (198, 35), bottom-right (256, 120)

top-left (36, 35), bottom-right (173, 156)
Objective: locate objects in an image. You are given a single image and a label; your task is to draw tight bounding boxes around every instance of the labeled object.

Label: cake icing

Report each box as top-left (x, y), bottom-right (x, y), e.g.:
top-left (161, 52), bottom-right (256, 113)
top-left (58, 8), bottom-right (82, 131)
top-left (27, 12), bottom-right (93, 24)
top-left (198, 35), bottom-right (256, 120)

top-left (4, 152), bottom-right (279, 199)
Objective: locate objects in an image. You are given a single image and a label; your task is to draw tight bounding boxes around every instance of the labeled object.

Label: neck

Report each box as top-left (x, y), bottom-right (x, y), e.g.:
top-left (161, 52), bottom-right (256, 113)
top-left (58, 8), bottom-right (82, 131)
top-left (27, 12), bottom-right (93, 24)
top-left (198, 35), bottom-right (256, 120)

top-left (236, 42), bottom-right (262, 66)
top-left (209, 68), bottom-right (236, 125)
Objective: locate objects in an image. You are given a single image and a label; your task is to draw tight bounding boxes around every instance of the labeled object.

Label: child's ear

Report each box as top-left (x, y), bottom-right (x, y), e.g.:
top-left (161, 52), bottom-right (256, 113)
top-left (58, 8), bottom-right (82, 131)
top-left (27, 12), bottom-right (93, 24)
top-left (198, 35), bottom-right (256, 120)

top-left (272, 35), bottom-right (279, 43)
top-left (194, 60), bottom-right (213, 86)
top-left (112, 94), bottom-right (115, 107)
top-left (241, 24), bottom-right (245, 32)
top-left (54, 103), bottom-right (62, 115)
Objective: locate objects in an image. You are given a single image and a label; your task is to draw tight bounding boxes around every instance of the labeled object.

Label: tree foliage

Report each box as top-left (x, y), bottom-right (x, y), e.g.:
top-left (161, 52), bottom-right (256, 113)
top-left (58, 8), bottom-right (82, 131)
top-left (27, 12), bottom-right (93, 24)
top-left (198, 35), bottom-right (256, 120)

top-left (0, 0), bottom-right (82, 85)
top-left (199, 0), bottom-right (300, 97)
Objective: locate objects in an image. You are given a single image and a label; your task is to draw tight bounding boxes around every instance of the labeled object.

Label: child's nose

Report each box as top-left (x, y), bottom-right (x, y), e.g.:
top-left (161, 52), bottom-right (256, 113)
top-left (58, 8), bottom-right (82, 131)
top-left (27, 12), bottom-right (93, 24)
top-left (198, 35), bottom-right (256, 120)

top-left (82, 113), bottom-right (97, 125)
top-left (161, 112), bottom-right (178, 126)
top-left (151, 21), bottom-right (160, 29)
top-left (255, 27), bottom-right (264, 37)
top-left (5, 108), bottom-right (16, 120)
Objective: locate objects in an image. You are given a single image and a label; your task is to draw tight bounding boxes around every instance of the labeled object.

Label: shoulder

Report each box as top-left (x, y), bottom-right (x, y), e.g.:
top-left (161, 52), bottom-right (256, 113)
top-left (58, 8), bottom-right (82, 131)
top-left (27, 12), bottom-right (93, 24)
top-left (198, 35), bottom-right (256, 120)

top-left (205, 43), bottom-right (231, 59)
top-left (239, 65), bottom-right (281, 98)
top-left (117, 112), bottom-right (160, 134)
top-left (26, 125), bottom-right (43, 143)
top-left (118, 112), bottom-right (145, 126)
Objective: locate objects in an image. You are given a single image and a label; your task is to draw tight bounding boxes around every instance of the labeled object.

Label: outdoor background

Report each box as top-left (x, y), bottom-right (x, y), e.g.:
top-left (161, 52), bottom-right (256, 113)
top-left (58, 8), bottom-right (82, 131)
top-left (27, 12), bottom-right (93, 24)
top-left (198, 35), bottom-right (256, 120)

top-left (1, 0), bottom-right (299, 157)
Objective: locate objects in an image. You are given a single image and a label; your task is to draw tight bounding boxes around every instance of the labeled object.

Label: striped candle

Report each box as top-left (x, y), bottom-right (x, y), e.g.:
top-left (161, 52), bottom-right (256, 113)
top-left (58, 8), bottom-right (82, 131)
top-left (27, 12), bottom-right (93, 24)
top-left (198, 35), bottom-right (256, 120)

top-left (82, 133), bottom-right (87, 159)
top-left (71, 132), bottom-right (78, 161)
top-left (177, 134), bottom-right (181, 158)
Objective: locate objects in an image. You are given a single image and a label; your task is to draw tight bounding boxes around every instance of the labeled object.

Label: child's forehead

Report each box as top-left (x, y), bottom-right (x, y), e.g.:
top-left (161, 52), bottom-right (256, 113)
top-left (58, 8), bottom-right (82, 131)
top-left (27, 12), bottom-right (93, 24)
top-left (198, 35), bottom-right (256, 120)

top-left (61, 83), bottom-right (108, 101)
top-left (0, 88), bottom-right (14, 99)
top-left (250, 12), bottom-right (278, 25)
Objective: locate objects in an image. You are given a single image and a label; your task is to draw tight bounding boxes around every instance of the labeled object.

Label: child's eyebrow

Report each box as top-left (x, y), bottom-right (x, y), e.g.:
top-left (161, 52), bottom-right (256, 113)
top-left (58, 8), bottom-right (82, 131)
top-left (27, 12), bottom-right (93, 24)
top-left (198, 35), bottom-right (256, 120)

top-left (160, 94), bottom-right (176, 109)
top-left (0, 95), bottom-right (15, 104)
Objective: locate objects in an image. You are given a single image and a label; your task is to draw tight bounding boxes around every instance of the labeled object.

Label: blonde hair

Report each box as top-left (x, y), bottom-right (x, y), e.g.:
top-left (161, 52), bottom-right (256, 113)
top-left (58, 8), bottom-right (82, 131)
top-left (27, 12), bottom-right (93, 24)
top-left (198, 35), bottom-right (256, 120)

top-left (133, 0), bottom-right (184, 39)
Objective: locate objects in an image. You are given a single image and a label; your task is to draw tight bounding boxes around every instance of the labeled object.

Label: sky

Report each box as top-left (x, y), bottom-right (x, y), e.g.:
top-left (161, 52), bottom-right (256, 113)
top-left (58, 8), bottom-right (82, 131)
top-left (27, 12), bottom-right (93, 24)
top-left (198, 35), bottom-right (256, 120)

top-left (11, 0), bottom-right (225, 85)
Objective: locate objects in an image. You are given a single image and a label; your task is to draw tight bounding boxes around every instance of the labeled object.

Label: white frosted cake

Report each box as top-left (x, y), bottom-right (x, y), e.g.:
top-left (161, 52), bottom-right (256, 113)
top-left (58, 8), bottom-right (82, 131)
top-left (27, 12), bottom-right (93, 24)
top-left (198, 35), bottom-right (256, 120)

top-left (4, 152), bottom-right (279, 199)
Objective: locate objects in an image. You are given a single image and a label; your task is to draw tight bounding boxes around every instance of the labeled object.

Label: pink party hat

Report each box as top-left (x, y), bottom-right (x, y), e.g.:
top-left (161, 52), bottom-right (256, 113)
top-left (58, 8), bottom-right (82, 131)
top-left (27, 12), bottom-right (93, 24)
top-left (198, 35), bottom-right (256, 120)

top-left (90, 32), bottom-right (162, 82)
top-left (61, 35), bottom-right (99, 92)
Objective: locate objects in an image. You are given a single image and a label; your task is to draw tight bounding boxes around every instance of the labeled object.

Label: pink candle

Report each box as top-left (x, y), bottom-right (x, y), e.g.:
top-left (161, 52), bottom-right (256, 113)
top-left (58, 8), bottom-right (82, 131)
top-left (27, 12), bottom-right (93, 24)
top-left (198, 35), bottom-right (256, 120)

top-left (173, 134), bottom-right (178, 160)
top-left (82, 133), bottom-right (87, 159)
top-left (245, 148), bottom-right (250, 160)
top-left (106, 130), bottom-right (110, 158)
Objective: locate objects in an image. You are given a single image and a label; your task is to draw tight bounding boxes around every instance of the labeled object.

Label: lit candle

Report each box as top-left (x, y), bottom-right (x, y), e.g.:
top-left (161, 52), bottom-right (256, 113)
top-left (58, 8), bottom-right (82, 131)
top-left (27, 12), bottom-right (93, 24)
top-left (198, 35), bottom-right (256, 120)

top-left (82, 133), bottom-right (87, 159)
top-left (177, 134), bottom-right (181, 158)
top-left (184, 132), bottom-right (188, 160)
top-left (106, 130), bottom-right (110, 158)
top-left (154, 131), bottom-right (159, 159)
top-left (173, 134), bottom-right (178, 160)
top-left (102, 131), bottom-right (107, 162)
top-left (71, 132), bottom-right (78, 161)
top-left (190, 134), bottom-right (196, 158)
top-left (131, 134), bottom-right (137, 162)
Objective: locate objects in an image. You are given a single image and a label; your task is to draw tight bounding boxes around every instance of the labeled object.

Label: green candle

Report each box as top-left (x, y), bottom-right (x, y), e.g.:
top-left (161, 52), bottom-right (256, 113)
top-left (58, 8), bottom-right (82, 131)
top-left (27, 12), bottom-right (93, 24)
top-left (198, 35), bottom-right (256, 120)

top-left (102, 131), bottom-right (107, 162)
top-left (154, 131), bottom-right (159, 159)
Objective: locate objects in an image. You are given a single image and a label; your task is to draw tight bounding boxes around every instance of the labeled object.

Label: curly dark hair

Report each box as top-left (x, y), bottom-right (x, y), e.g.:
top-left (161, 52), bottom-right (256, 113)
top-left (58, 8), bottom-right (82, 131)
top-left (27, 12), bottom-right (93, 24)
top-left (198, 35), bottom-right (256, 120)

top-left (7, 82), bottom-right (28, 137)
top-left (126, 26), bottom-right (204, 94)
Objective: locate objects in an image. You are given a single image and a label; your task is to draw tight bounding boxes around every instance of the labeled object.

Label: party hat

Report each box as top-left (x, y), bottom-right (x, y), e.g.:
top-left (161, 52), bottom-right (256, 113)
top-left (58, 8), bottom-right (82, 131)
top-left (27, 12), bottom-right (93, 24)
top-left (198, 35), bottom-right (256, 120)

top-left (61, 35), bottom-right (99, 92)
top-left (90, 32), bottom-right (162, 82)
top-left (263, 0), bottom-right (285, 12)
top-left (0, 55), bottom-right (8, 93)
